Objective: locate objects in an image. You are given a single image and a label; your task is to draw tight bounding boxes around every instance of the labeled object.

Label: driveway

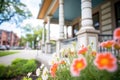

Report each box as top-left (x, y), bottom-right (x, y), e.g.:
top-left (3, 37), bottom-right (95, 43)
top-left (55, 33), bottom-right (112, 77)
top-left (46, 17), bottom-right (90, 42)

top-left (0, 50), bottom-right (39, 65)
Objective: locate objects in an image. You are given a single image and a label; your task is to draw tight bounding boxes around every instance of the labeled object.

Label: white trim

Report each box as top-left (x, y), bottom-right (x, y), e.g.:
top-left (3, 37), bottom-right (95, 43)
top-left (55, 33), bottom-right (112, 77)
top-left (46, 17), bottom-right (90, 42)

top-left (44, 0), bottom-right (57, 20)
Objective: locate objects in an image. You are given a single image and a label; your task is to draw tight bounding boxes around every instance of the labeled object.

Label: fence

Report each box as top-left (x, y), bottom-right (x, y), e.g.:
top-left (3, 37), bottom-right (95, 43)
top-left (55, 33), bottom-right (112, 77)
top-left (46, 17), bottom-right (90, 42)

top-left (61, 37), bottom-right (77, 49)
top-left (53, 34), bottom-right (119, 57)
top-left (98, 34), bottom-right (119, 57)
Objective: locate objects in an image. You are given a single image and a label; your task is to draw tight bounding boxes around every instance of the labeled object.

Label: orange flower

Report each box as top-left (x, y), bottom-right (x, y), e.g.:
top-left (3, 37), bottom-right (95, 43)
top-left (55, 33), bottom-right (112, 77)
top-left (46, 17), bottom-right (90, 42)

top-left (100, 40), bottom-right (114, 49)
top-left (94, 52), bottom-right (117, 72)
top-left (50, 63), bottom-right (58, 77)
top-left (78, 47), bottom-right (88, 55)
top-left (113, 42), bottom-right (120, 50)
top-left (114, 28), bottom-right (120, 40)
top-left (91, 51), bottom-right (97, 56)
top-left (59, 60), bottom-right (66, 65)
top-left (70, 58), bottom-right (87, 76)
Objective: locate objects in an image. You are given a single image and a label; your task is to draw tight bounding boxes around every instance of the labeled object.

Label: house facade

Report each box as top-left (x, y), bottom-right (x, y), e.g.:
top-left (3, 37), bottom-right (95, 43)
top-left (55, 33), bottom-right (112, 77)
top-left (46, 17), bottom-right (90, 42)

top-left (0, 30), bottom-right (19, 46)
top-left (37, 0), bottom-right (120, 54)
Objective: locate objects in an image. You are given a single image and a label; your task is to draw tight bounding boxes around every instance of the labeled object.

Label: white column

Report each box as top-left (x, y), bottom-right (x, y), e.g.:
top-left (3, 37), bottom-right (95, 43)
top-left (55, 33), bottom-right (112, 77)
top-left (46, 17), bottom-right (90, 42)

top-left (46, 16), bottom-right (51, 43)
top-left (77, 0), bottom-right (99, 51)
top-left (59, 0), bottom-right (64, 39)
top-left (42, 22), bottom-right (46, 45)
top-left (56, 0), bottom-right (65, 56)
top-left (80, 0), bottom-right (94, 30)
top-left (45, 16), bottom-right (52, 54)
top-left (41, 22), bottom-right (46, 53)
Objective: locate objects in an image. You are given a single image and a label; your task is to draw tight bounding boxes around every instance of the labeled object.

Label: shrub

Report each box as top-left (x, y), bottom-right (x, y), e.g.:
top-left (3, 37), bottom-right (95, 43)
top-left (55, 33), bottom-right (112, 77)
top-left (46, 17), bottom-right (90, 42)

top-left (0, 58), bottom-right (38, 79)
top-left (22, 59), bottom-right (37, 73)
top-left (12, 58), bottom-right (28, 65)
top-left (11, 58), bottom-right (28, 76)
top-left (0, 64), bottom-right (7, 78)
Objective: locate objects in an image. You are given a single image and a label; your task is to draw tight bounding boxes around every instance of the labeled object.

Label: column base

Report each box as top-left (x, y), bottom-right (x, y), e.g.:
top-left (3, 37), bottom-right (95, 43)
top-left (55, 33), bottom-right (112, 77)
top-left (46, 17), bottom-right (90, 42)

top-left (56, 39), bottom-right (64, 57)
top-left (41, 44), bottom-right (45, 53)
top-left (77, 29), bottom-right (99, 51)
top-left (45, 42), bottom-right (51, 54)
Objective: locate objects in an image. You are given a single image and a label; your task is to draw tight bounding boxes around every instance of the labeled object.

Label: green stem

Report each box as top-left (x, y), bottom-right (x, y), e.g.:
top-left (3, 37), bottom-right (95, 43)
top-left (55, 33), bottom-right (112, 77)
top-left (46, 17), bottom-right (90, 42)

top-left (87, 66), bottom-right (98, 80)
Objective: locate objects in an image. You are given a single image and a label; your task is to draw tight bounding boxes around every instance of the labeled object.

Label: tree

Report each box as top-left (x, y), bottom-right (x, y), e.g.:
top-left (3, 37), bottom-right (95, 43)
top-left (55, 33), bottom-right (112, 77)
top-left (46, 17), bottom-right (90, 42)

top-left (23, 27), bottom-right (43, 49)
top-left (33, 27), bottom-right (43, 49)
top-left (0, 0), bottom-right (32, 24)
top-left (19, 36), bottom-right (27, 46)
top-left (20, 24), bottom-right (46, 49)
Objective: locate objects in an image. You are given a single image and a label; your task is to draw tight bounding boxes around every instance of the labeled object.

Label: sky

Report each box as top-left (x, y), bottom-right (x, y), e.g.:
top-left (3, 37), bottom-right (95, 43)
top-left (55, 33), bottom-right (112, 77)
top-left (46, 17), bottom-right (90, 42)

top-left (0, 0), bottom-right (72, 40)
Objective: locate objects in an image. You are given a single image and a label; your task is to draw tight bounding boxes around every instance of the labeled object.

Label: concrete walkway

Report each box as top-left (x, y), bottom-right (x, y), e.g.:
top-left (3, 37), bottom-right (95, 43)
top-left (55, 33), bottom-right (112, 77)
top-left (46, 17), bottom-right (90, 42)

top-left (0, 50), bottom-right (52, 68)
top-left (36, 52), bottom-right (52, 69)
top-left (0, 50), bottom-right (38, 65)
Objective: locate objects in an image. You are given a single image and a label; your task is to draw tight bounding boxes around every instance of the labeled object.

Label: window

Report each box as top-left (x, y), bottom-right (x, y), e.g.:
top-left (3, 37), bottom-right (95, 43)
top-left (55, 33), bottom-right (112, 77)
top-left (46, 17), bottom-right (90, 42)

top-left (115, 1), bottom-right (120, 27)
top-left (73, 23), bottom-right (79, 37)
top-left (93, 12), bottom-right (100, 30)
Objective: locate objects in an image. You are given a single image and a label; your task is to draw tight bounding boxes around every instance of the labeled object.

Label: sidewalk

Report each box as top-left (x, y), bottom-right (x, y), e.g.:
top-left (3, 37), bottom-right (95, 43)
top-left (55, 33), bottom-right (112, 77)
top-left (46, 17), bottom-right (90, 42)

top-left (36, 52), bottom-right (52, 69)
top-left (0, 50), bottom-right (38, 65)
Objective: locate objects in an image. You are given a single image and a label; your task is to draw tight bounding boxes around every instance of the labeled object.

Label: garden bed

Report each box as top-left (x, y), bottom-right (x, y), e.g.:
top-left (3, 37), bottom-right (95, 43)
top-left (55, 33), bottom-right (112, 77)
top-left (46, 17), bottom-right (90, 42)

top-left (0, 58), bottom-right (41, 80)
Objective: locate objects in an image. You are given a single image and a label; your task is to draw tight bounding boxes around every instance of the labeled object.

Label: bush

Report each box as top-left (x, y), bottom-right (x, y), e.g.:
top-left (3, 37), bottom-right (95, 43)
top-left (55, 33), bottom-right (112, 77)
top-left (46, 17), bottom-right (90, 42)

top-left (0, 58), bottom-right (38, 79)
top-left (11, 58), bottom-right (28, 65)
top-left (0, 64), bottom-right (7, 78)
top-left (11, 58), bottom-right (28, 76)
top-left (22, 59), bottom-right (37, 73)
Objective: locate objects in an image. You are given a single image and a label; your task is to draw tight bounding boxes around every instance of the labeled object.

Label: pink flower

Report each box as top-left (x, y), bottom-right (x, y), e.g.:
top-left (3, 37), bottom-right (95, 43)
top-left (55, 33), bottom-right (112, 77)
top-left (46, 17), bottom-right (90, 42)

top-left (114, 28), bottom-right (120, 40)
top-left (100, 40), bottom-right (114, 49)
top-left (94, 52), bottom-right (117, 72)
top-left (78, 47), bottom-right (88, 55)
top-left (70, 57), bottom-right (87, 76)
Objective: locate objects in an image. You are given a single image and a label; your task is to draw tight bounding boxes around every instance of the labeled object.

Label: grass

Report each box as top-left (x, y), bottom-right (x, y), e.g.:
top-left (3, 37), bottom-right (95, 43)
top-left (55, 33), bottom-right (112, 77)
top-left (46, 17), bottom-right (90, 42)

top-left (0, 51), bottom-right (19, 57)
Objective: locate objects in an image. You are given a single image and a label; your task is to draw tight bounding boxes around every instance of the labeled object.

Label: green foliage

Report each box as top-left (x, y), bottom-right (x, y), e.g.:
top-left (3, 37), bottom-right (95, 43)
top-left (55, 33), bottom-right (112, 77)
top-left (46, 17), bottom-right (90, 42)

top-left (19, 36), bottom-right (27, 46)
top-left (22, 59), bottom-right (37, 73)
top-left (0, 58), bottom-right (38, 79)
top-left (0, 64), bottom-right (7, 78)
top-left (21, 24), bottom-right (46, 49)
top-left (11, 58), bottom-right (37, 76)
top-left (36, 77), bottom-right (42, 80)
top-left (0, 51), bottom-right (18, 57)
top-left (11, 58), bottom-right (28, 65)
top-left (11, 58), bottom-right (28, 76)
top-left (0, 0), bottom-right (32, 24)
top-left (111, 62), bottom-right (120, 80)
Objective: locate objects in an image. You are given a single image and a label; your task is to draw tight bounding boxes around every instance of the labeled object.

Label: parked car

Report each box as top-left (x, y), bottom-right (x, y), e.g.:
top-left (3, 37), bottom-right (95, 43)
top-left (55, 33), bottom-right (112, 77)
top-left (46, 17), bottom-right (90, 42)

top-left (5, 45), bottom-right (10, 50)
top-left (10, 46), bottom-right (24, 50)
top-left (0, 45), bottom-right (7, 50)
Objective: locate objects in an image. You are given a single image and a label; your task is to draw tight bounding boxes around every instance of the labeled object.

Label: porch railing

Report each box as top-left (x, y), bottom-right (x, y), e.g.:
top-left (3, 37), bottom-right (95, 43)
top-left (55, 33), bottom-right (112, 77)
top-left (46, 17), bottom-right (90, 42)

top-left (98, 34), bottom-right (113, 42)
top-left (61, 37), bottom-right (77, 49)
top-left (98, 34), bottom-right (119, 57)
top-left (60, 34), bottom-right (119, 57)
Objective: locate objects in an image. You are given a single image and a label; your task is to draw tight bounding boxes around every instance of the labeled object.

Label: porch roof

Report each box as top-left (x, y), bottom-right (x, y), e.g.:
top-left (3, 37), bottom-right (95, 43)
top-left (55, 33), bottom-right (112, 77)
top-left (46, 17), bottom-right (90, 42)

top-left (37, 0), bottom-right (105, 24)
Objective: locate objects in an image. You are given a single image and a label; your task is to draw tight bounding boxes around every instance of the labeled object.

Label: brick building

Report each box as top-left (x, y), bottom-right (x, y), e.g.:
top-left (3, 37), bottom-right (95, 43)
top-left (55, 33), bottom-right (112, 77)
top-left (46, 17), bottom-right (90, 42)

top-left (0, 30), bottom-right (19, 46)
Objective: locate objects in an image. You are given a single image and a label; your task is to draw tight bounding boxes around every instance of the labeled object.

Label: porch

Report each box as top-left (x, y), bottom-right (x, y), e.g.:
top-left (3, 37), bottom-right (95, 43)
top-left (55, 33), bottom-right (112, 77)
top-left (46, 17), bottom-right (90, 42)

top-left (37, 0), bottom-right (120, 68)
top-left (36, 34), bottom-right (120, 69)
